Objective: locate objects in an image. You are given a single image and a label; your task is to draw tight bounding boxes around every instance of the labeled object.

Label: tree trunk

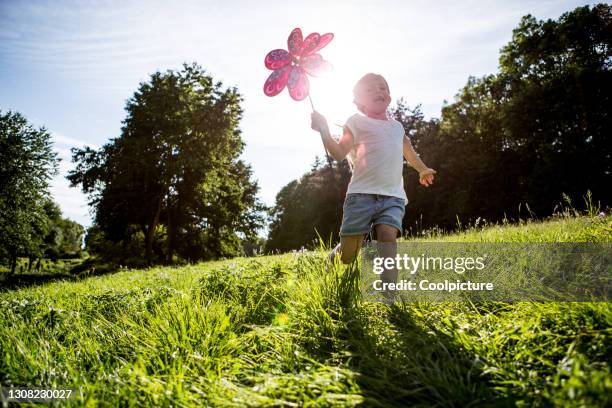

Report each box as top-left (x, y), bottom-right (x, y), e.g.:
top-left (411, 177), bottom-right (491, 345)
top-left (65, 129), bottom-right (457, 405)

top-left (9, 254), bottom-right (17, 275)
top-left (145, 192), bottom-right (164, 265)
top-left (166, 195), bottom-right (174, 264)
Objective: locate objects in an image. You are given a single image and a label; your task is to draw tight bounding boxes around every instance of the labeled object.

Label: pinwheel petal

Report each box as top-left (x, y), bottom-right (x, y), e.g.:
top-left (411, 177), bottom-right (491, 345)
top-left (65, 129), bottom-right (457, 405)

top-left (301, 54), bottom-right (332, 77)
top-left (301, 33), bottom-right (321, 56)
top-left (288, 27), bottom-right (303, 57)
top-left (264, 65), bottom-right (291, 97)
top-left (307, 32), bottom-right (334, 55)
top-left (265, 49), bottom-right (291, 70)
top-left (287, 66), bottom-right (309, 101)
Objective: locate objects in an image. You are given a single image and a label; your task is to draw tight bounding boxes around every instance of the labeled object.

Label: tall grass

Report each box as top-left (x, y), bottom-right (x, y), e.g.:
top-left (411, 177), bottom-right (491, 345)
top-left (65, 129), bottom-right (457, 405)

top-left (0, 214), bottom-right (610, 407)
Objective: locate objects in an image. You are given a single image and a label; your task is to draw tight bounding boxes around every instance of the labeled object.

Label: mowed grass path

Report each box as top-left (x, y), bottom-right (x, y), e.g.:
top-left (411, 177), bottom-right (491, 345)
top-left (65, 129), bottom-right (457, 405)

top-left (1, 215), bottom-right (610, 407)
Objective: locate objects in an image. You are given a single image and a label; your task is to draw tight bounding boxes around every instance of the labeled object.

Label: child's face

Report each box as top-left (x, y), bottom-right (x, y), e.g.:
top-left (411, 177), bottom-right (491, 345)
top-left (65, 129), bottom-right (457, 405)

top-left (355, 78), bottom-right (391, 115)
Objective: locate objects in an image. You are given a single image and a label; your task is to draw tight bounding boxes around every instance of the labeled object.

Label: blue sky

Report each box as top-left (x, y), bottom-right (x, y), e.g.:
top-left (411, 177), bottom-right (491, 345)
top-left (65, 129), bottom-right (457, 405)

top-left (0, 0), bottom-right (596, 228)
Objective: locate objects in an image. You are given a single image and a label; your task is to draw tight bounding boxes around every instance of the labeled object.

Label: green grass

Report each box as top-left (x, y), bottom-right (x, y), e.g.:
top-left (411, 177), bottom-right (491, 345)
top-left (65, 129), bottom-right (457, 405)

top-left (0, 215), bottom-right (610, 407)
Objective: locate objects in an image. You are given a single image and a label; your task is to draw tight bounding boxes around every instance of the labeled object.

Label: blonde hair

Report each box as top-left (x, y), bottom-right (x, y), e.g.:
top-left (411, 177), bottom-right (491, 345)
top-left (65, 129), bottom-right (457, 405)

top-left (352, 73), bottom-right (390, 114)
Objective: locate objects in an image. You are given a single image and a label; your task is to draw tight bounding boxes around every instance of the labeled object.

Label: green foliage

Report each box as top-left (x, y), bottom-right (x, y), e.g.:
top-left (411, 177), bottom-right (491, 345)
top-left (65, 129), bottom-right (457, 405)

top-left (429, 4), bottom-right (611, 225)
top-left (0, 215), bottom-right (609, 406)
top-left (41, 200), bottom-right (85, 260)
top-left (405, 4), bottom-right (611, 233)
top-left (83, 224), bottom-right (156, 268)
top-left (69, 63), bottom-right (264, 265)
top-left (0, 110), bottom-right (59, 273)
top-left (266, 158), bottom-right (351, 253)
top-left (496, 4), bottom-right (611, 214)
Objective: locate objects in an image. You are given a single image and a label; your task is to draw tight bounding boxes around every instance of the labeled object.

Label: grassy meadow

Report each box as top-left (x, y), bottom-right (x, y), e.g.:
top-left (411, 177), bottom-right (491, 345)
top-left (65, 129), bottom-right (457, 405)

top-left (1, 214), bottom-right (610, 407)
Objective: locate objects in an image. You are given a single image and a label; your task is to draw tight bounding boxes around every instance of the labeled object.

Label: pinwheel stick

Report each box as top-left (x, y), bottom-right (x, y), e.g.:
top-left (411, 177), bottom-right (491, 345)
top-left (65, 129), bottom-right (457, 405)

top-left (307, 94), bottom-right (315, 112)
top-left (308, 94), bottom-right (335, 172)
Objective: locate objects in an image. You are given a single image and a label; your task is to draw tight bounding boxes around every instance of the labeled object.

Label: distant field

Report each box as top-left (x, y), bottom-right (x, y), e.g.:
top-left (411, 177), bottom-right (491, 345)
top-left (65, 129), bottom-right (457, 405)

top-left (0, 258), bottom-right (83, 275)
top-left (1, 215), bottom-right (610, 407)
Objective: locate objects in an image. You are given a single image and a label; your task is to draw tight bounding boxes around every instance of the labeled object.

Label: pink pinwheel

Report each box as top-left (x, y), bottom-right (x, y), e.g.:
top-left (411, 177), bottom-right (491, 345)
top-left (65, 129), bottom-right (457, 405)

top-left (264, 28), bottom-right (333, 101)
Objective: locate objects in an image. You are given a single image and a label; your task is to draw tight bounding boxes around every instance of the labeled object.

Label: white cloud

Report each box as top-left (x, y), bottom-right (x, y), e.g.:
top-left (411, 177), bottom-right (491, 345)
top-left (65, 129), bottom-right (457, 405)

top-left (52, 131), bottom-right (99, 151)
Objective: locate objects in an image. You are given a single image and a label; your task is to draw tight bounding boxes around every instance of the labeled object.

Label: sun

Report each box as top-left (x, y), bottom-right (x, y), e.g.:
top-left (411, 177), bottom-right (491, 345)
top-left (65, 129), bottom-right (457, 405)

top-left (307, 43), bottom-right (371, 136)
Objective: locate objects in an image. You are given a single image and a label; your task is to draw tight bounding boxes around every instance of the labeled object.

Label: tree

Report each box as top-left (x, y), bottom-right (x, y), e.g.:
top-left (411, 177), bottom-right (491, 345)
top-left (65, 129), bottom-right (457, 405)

top-left (409, 4), bottom-right (611, 230)
top-left (69, 63), bottom-right (264, 265)
top-left (497, 4), bottom-right (611, 214)
top-left (0, 111), bottom-right (59, 273)
top-left (40, 200), bottom-right (84, 261)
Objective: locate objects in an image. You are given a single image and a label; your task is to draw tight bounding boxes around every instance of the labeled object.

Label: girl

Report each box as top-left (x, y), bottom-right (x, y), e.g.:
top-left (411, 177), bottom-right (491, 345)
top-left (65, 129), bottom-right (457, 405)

top-left (311, 73), bottom-right (436, 270)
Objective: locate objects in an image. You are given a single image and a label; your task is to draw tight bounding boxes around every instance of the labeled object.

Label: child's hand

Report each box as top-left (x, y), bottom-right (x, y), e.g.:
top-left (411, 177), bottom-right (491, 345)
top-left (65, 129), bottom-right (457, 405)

top-left (311, 111), bottom-right (329, 134)
top-left (419, 168), bottom-right (436, 187)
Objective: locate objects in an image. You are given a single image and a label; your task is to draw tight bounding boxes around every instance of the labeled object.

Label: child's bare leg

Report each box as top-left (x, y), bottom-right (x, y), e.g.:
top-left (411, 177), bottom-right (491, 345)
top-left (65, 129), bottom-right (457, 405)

top-left (329, 235), bottom-right (364, 264)
top-left (376, 224), bottom-right (399, 297)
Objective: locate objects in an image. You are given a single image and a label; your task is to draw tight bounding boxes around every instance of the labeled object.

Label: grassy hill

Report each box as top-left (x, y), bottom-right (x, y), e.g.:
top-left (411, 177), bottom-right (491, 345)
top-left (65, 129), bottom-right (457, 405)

top-left (1, 215), bottom-right (610, 407)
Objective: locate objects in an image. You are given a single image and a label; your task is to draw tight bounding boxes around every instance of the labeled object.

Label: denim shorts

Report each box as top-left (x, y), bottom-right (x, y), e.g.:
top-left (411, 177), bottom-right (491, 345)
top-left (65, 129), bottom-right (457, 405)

top-left (340, 193), bottom-right (406, 237)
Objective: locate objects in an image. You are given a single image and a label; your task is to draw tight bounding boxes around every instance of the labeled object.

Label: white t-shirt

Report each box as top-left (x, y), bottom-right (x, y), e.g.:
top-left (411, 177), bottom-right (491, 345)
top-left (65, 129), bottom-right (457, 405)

top-left (344, 113), bottom-right (408, 204)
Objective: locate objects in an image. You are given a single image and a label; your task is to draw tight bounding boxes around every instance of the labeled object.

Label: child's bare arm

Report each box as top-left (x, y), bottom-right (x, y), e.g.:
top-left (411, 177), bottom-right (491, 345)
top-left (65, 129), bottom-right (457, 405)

top-left (311, 111), bottom-right (353, 161)
top-left (403, 136), bottom-right (436, 187)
